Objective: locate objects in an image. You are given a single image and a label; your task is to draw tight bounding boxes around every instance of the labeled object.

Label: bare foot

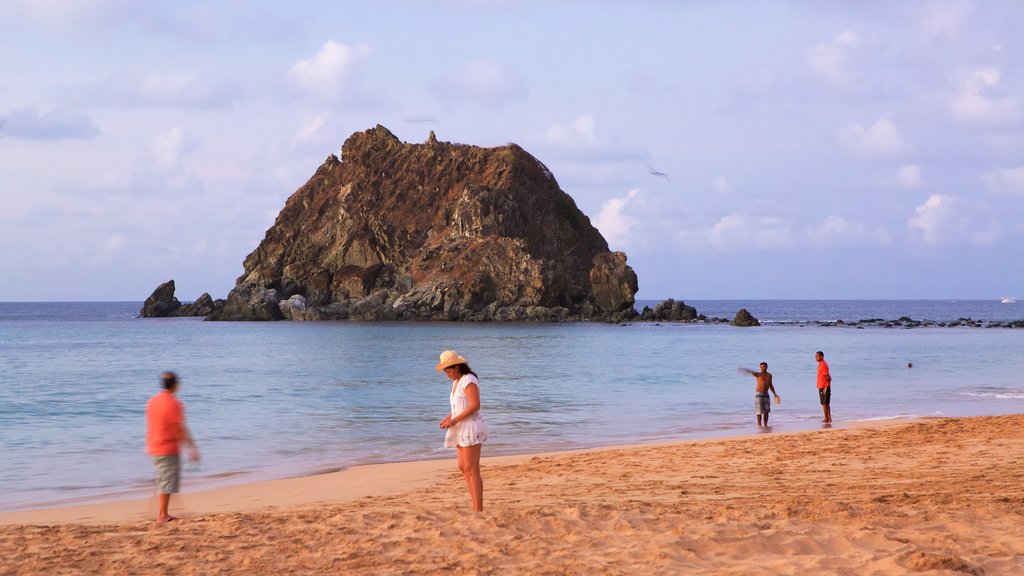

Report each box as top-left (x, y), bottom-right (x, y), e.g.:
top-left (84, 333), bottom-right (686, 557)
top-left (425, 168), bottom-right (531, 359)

top-left (157, 515), bottom-right (179, 524)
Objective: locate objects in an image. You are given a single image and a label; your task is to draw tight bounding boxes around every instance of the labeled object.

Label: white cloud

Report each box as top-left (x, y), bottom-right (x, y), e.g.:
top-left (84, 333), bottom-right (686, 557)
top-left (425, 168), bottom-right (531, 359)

top-left (137, 71), bottom-right (230, 107)
top-left (0, 107), bottom-right (99, 140)
top-left (151, 127), bottom-right (199, 172)
top-left (679, 214), bottom-right (893, 252)
top-left (982, 166), bottom-right (1024, 196)
top-left (104, 233), bottom-right (126, 253)
top-left (0, 0), bottom-right (130, 32)
top-left (920, 0), bottom-right (971, 40)
top-left (679, 214), bottom-right (796, 253)
top-left (908, 194), bottom-right (1001, 246)
top-left (289, 40), bottom-right (370, 102)
top-left (895, 165), bottom-right (923, 189)
top-left (433, 59), bottom-right (527, 105)
top-left (712, 177), bottom-right (732, 194)
top-left (807, 30), bottom-right (860, 83)
top-left (948, 66), bottom-right (1021, 124)
top-left (544, 115), bottom-right (597, 147)
top-left (80, 71), bottom-right (237, 109)
top-left (806, 216), bottom-right (890, 247)
top-left (838, 116), bottom-right (908, 158)
top-left (290, 112), bottom-right (331, 146)
top-left (593, 189), bottom-right (640, 248)
top-left (534, 115), bottom-right (644, 164)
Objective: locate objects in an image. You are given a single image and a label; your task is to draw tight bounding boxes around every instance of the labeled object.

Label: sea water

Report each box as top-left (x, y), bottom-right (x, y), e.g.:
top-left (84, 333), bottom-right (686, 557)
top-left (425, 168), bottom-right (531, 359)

top-left (1, 300), bottom-right (1022, 511)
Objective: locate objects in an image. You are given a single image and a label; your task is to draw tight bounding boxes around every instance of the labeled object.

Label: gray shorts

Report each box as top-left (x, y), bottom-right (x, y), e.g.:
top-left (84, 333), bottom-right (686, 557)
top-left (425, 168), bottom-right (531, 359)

top-left (154, 454), bottom-right (181, 494)
top-left (755, 393), bottom-right (771, 415)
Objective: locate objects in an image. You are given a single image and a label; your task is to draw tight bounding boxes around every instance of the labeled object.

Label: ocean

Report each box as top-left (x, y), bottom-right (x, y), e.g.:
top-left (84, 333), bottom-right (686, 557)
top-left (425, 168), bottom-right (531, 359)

top-left (1, 299), bottom-right (1022, 512)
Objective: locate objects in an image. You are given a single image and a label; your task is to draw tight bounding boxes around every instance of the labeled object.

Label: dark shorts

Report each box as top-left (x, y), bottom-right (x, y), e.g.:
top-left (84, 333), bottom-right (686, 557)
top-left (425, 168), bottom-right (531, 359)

top-left (818, 387), bottom-right (831, 405)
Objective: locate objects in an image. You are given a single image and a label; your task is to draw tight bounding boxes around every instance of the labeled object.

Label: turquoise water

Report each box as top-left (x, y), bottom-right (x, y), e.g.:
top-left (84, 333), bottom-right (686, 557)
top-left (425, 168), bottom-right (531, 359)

top-left (1, 301), bottom-right (1022, 511)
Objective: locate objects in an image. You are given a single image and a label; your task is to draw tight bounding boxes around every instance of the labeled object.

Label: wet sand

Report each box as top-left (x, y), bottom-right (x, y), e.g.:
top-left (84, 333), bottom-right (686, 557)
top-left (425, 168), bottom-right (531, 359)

top-left (3, 415), bottom-right (1023, 574)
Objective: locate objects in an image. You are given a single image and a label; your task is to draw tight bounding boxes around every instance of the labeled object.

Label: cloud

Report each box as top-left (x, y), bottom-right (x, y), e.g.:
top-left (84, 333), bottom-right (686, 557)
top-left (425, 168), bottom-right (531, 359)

top-left (290, 112), bottom-right (331, 147)
top-left (433, 59), bottom-right (527, 105)
top-left (807, 30), bottom-right (860, 83)
top-left (908, 194), bottom-right (1001, 246)
top-left (678, 214), bottom-right (796, 253)
top-left (82, 70), bottom-right (238, 109)
top-left (0, 107), bottom-right (99, 140)
top-left (982, 166), bottom-right (1024, 196)
top-left (712, 177), bottom-right (732, 194)
top-left (920, 0), bottom-right (971, 40)
top-left (535, 115), bottom-right (644, 165)
top-left (151, 127), bottom-right (199, 172)
top-left (289, 40), bottom-right (371, 102)
top-left (948, 66), bottom-right (1021, 124)
top-left (0, 0), bottom-right (132, 33)
top-left (838, 116), bottom-right (908, 158)
top-left (593, 189), bottom-right (640, 248)
top-left (544, 115), bottom-right (597, 147)
top-left (104, 233), bottom-right (126, 253)
top-left (894, 165), bottom-right (923, 189)
top-left (806, 216), bottom-right (890, 247)
top-left (678, 213), bottom-right (895, 253)
top-left (80, 127), bottom-right (204, 197)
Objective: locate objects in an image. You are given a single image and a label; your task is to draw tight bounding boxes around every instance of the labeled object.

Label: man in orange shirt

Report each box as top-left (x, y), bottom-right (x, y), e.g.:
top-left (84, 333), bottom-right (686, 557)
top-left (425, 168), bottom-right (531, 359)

top-left (146, 371), bottom-right (199, 523)
top-left (815, 351), bottom-right (832, 423)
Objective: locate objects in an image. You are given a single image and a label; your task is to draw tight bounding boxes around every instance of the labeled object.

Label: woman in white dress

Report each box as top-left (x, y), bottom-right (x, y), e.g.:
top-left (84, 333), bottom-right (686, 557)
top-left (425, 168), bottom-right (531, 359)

top-left (437, 350), bottom-right (488, 512)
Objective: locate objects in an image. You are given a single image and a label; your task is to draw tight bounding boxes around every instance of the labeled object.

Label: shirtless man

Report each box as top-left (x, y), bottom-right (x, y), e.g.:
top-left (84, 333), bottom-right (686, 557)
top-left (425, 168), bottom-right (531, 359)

top-left (739, 362), bottom-right (779, 428)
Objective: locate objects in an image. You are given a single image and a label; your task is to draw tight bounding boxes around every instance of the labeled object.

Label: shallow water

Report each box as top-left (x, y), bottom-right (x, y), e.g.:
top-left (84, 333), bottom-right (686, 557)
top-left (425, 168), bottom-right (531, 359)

top-left (1, 300), bottom-right (1022, 511)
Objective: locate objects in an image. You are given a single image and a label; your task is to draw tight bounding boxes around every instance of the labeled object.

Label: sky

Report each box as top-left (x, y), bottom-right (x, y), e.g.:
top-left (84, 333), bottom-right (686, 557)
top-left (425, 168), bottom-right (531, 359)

top-left (1, 0), bottom-right (1022, 301)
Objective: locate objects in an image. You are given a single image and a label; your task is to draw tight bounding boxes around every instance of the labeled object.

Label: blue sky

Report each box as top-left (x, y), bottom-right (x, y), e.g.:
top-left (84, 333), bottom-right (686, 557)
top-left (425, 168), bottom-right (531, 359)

top-left (1, 0), bottom-right (1022, 301)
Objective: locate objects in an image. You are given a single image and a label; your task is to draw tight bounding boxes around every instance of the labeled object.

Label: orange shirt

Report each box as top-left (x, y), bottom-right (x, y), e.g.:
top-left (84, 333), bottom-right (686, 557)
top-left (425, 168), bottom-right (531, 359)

top-left (146, 390), bottom-right (184, 455)
top-left (816, 360), bottom-right (831, 389)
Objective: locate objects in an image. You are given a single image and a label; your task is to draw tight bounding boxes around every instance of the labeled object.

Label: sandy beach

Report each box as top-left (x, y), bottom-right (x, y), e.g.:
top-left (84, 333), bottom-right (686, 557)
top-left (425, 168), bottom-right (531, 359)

top-left (3, 415), bottom-right (1023, 574)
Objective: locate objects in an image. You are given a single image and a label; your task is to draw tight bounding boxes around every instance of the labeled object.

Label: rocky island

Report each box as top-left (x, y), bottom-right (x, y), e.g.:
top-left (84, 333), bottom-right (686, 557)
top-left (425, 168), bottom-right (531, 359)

top-left (144, 125), bottom-right (639, 322)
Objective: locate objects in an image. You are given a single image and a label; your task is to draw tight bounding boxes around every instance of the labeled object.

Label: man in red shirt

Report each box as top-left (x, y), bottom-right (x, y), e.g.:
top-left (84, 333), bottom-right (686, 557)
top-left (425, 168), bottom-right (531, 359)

top-left (146, 372), bottom-right (199, 523)
top-left (815, 351), bottom-right (832, 423)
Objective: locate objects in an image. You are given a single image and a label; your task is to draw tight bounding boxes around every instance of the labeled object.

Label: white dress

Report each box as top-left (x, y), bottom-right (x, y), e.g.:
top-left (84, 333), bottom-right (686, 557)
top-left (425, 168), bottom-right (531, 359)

top-left (444, 374), bottom-right (489, 448)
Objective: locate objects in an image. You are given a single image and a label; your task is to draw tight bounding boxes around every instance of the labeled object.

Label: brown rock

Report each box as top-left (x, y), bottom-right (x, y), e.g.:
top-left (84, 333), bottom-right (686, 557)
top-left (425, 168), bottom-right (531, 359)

top-left (208, 125), bottom-right (638, 321)
top-left (139, 280), bottom-right (181, 317)
top-left (140, 281), bottom-right (224, 318)
top-left (732, 308), bottom-right (761, 327)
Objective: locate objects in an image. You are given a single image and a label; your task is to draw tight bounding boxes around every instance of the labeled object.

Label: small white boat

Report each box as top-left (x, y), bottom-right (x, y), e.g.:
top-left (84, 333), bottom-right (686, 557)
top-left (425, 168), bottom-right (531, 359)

top-left (1002, 296), bottom-right (1017, 304)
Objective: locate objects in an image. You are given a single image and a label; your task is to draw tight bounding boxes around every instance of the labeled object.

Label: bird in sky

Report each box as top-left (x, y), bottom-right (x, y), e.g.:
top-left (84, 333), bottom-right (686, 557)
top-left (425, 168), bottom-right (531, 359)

top-left (647, 163), bottom-right (669, 183)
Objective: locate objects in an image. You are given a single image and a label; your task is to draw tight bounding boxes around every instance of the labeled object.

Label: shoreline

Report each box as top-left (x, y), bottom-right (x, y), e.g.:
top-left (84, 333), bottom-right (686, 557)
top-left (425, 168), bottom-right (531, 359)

top-left (0, 416), bottom-right (914, 527)
top-left (4, 414), bottom-right (1022, 573)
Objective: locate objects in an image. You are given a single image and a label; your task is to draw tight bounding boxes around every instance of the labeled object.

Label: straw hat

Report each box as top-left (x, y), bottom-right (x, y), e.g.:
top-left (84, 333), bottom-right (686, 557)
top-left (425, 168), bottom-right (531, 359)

top-left (436, 350), bottom-right (468, 371)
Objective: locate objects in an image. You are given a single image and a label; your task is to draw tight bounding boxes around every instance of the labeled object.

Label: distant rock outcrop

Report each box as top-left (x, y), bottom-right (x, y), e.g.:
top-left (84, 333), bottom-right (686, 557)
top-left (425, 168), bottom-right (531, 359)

top-left (731, 308), bottom-right (761, 327)
top-left (205, 126), bottom-right (639, 322)
top-left (139, 280), bottom-right (224, 318)
top-left (639, 299), bottom-right (698, 322)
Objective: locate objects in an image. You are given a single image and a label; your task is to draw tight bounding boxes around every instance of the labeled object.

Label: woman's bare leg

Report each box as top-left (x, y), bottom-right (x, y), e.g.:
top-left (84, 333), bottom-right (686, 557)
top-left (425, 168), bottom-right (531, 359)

top-left (457, 445), bottom-right (483, 512)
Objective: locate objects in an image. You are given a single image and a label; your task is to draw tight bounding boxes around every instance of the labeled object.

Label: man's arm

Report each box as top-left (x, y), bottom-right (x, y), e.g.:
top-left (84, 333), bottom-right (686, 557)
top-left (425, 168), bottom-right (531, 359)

top-left (178, 423), bottom-right (200, 461)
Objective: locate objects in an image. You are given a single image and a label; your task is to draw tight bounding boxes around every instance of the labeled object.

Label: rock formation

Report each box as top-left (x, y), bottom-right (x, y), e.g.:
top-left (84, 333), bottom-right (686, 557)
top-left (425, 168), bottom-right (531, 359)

top-left (206, 125), bottom-right (639, 322)
top-left (139, 280), bottom-right (224, 318)
top-left (731, 308), bottom-right (761, 327)
top-left (638, 299), bottom-right (698, 322)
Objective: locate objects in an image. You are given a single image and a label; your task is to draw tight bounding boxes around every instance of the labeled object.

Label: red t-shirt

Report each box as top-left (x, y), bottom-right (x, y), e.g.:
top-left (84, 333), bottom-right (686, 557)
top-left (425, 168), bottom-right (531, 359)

top-left (816, 360), bottom-right (831, 389)
top-left (146, 390), bottom-right (184, 455)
